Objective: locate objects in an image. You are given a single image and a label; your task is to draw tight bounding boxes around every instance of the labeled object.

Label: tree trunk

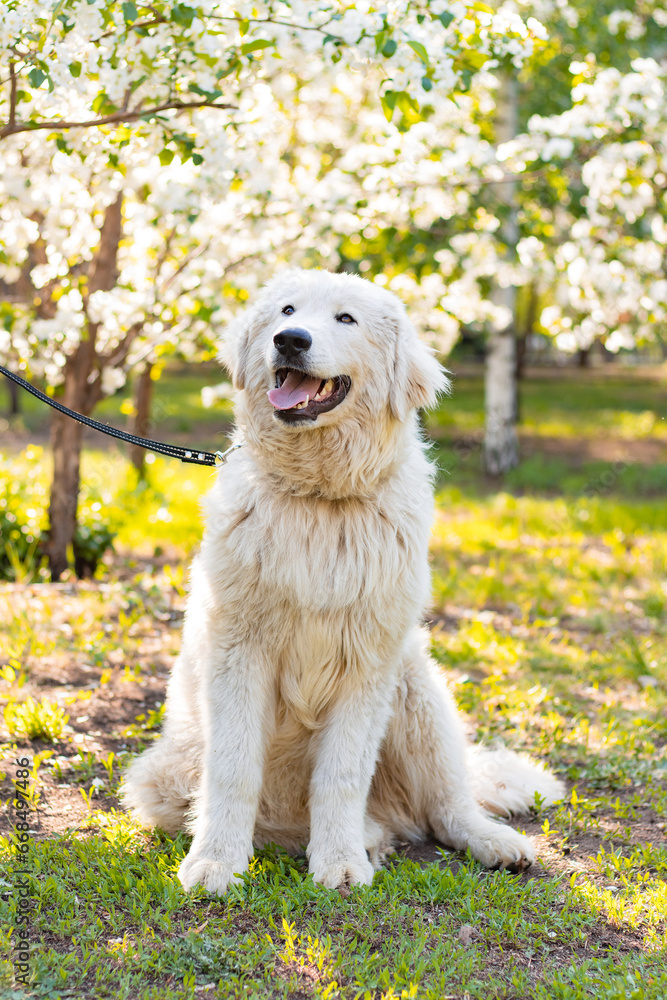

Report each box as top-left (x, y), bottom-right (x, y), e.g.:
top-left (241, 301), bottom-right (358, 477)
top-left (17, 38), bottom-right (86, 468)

top-left (577, 346), bottom-right (591, 368)
top-left (515, 331), bottom-right (528, 383)
top-left (47, 407), bottom-right (84, 581)
top-left (516, 281), bottom-right (538, 383)
top-left (484, 72), bottom-right (520, 476)
top-left (514, 282), bottom-right (538, 423)
top-left (44, 193), bottom-right (123, 580)
top-left (130, 362), bottom-right (154, 476)
top-left (5, 377), bottom-right (20, 416)
top-left (485, 328), bottom-right (519, 475)
top-left (44, 340), bottom-right (97, 581)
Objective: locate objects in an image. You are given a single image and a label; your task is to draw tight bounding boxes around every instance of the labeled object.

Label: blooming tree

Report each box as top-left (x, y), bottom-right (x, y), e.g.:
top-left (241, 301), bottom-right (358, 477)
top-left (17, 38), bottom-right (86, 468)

top-left (325, 2), bottom-right (667, 472)
top-left (0, 0), bottom-right (545, 578)
top-left (528, 56), bottom-right (667, 360)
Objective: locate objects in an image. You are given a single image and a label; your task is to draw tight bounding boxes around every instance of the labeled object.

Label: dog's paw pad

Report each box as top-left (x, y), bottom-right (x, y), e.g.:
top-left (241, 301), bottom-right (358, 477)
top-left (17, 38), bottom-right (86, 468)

top-left (310, 853), bottom-right (375, 890)
top-left (469, 825), bottom-right (536, 871)
top-left (491, 852), bottom-right (533, 874)
top-left (178, 854), bottom-right (246, 895)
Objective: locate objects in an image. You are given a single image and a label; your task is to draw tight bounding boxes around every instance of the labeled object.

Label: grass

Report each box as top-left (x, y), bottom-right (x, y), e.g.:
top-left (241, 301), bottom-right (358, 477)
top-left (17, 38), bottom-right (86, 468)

top-left (4, 698), bottom-right (69, 742)
top-left (431, 366), bottom-right (667, 440)
top-left (0, 364), bottom-right (666, 998)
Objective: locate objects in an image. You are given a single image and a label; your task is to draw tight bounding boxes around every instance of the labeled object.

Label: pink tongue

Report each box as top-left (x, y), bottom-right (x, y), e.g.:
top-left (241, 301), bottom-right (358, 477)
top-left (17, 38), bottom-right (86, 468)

top-left (268, 371), bottom-right (323, 410)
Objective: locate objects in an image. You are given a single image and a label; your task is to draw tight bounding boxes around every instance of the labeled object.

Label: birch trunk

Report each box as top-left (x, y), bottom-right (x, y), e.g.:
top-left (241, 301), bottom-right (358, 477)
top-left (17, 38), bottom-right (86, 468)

top-left (484, 72), bottom-right (520, 475)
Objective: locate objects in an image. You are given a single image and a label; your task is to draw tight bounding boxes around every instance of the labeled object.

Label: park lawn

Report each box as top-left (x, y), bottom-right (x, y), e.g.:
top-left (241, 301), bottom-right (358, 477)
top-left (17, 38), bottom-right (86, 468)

top-left (0, 367), bottom-right (666, 999)
top-left (3, 360), bottom-right (666, 453)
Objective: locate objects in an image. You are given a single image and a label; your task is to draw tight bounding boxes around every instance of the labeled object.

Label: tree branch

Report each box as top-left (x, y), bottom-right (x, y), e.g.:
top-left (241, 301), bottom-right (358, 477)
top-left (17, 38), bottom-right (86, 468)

top-left (88, 193), bottom-right (123, 297)
top-left (206, 14), bottom-right (343, 39)
top-left (97, 11), bottom-right (343, 42)
top-left (98, 320), bottom-right (144, 368)
top-left (0, 97), bottom-right (237, 141)
top-left (159, 239), bottom-right (212, 295)
top-left (8, 61), bottom-right (17, 127)
top-left (99, 13), bottom-right (168, 38)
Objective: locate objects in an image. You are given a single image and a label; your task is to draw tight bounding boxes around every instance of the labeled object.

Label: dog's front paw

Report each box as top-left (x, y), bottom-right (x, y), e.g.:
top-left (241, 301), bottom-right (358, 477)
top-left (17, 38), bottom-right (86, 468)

top-left (469, 823), bottom-right (535, 872)
top-left (178, 846), bottom-right (250, 895)
top-left (308, 849), bottom-right (375, 890)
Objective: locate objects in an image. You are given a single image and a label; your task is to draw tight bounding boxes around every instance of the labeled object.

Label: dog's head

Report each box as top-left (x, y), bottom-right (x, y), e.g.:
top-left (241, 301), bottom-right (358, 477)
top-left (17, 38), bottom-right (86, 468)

top-left (220, 269), bottom-right (448, 432)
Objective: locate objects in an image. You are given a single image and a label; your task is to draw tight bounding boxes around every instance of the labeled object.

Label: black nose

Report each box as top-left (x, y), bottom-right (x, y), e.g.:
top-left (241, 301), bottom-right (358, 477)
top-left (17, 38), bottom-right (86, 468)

top-left (273, 327), bottom-right (312, 358)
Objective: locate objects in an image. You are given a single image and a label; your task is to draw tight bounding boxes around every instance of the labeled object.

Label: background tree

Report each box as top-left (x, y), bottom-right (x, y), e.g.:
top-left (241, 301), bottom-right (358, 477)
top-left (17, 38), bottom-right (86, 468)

top-left (528, 55), bottom-right (667, 363)
top-left (329, 1), bottom-right (667, 473)
top-left (0, 0), bottom-right (544, 578)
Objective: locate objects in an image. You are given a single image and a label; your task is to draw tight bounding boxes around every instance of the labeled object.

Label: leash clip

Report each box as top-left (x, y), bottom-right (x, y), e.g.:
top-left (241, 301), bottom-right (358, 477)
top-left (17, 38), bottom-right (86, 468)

top-left (214, 442), bottom-right (243, 467)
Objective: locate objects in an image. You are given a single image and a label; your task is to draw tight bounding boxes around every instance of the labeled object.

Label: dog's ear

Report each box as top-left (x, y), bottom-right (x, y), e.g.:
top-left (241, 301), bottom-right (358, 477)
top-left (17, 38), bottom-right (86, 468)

top-left (218, 307), bottom-right (254, 390)
top-left (390, 308), bottom-right (449, 421)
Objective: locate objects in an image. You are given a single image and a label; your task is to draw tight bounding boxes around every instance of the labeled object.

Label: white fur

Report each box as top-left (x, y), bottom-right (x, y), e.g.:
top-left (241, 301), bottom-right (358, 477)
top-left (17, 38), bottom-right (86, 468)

top-left (122, 268), bottom-right (564, 893)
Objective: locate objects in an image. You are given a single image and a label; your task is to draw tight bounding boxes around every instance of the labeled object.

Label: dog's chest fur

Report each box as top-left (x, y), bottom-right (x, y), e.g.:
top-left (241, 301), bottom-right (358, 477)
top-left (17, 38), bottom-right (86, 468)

top-left (198, 455), bottom-right (432, 723)
top-left (206, 463), bottom-right (430, 614)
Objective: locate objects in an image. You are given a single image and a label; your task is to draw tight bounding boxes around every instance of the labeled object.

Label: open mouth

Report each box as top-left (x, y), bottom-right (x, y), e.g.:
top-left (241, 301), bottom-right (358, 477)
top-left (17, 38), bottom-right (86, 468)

top-left (267, 368), bottom-right (351, 422)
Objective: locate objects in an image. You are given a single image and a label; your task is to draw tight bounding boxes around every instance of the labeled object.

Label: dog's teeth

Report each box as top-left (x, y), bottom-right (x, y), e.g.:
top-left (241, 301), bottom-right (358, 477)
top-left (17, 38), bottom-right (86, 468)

top-left (305, 395), bottom-right (309, 406)
top-left (324, 379), bottom-right (334, 393)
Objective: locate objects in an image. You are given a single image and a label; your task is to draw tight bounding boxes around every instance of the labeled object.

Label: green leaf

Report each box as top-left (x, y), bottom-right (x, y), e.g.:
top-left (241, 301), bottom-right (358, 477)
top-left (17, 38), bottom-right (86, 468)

top-left (121, 1), bottom-right (137, 25)
top-left (171, 4), bottom-right (196, 27)
top-left (438, 11), bottom-right (455, 28)
top-left (407, 40), bottom-right (429, 65)
top-left (57, 12), bottom-right (75, 33)
top-left (238, 19), bottom-right (249, 36)
top-left (382, 39), bottom-right (397, 57)
top-left (69, 61), bottom-right (81, 78)
top-left (464, 50), bottom-right (487, 70)
top-left (218, 58), bottom-right (240, 79)
top-left (129, 73), bottom-right (148, 95)
top-left (380, 90), bottom-right (398, 122)
top-left (189, 83), bottom-right (222, 100)
top-left (92, 92), bottom-right (116, 115)
top-left (421, 76), bottom-right (433, 92)
top-left (192, 153), bottom-right (203, 166)
top-left (158, 148), bottom-right (175, 166)
top-left (241, 38), bottom-right (274, 55)
top-left (396, 92), bottom-right (419, 116)
top-left (174, 135), bottom-right (194, 160)
top-left (27, 68), bottom-right (46, 88)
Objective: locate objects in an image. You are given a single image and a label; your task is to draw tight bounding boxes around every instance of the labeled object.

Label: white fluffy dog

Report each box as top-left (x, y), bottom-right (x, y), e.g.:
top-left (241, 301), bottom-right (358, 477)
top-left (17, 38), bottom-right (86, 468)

top-left (122, 268), bottom-right (563, 894)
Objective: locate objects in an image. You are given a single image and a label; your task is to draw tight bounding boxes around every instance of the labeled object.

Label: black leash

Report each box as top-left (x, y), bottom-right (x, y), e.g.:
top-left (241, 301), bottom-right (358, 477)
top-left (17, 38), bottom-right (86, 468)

top-left (0, 364), bottom-right (241, 468)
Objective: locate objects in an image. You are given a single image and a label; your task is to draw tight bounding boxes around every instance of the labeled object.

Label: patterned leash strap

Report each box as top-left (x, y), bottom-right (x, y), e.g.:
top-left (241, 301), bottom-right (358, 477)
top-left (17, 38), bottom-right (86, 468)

top-left (0, 364), bottom-right (241, 467)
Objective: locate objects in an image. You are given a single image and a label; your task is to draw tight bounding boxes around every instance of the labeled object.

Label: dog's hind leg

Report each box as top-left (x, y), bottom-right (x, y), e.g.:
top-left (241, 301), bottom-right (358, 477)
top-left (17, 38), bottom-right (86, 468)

top-left (373, 629), bottom-right (562, 870)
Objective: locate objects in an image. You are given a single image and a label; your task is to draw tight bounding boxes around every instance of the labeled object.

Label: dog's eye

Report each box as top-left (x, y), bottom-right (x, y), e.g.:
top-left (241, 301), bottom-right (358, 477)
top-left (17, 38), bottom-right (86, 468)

top-left (336, 313), bottom-right (356, 324)
top-left (282, 304), bottom-right (295, 316)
